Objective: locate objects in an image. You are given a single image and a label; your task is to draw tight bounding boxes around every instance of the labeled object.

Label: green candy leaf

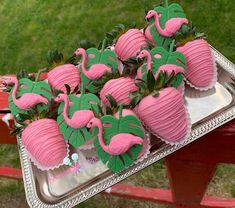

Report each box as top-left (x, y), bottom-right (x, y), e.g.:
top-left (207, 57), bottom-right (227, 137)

top-left (9, 78), bottom-right (52, 120)
top-left (149, 26), bottom-right (172, 49)
top-left (139, 41), bottom-right (186, 87)
top-left (147, 0), bottom-right (187, 49)
top-left (80, 47), bottom-right (119, 87)
top-left (57, 93), bottom-right (101, 148)
top-left (155, 0), bottom-right (187, 29)
top-left (94, 113), bottom-right (144, 173)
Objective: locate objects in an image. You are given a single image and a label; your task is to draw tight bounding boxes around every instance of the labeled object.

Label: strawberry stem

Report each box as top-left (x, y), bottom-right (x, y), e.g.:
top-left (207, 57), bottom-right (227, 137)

top-left (101, 38), bottom-right (107, 51)
top-left (165, 0), bottom-right (169, 7)
top-left (35, 68), bottom-right (47, 82)
top-left (80, 83), bottom-right (85, 96)
top-left (119, 104), bottom-right (123, 119)
top-left (169, 39), bottom-right (175, 53)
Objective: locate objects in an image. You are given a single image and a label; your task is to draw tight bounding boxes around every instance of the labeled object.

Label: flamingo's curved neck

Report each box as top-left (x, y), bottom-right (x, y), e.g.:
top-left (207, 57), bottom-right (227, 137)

top-left (145, 53), bottom-right (152, 71)
top-left (81, 51), bottom-right (89, 77)
top-left (62, 96), bottom-right (70, 121)
top-left (96, 119), bottom-right (108, 151)
top-left (153, 13), bottom-right (167, 36)
top-left (12, 80), bottom-right (19, 106)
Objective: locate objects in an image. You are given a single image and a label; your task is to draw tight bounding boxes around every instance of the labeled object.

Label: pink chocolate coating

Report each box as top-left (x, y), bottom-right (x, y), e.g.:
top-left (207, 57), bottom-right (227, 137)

top-left (22, 119), bottom-right (67, 170)
top-left (177, 39), bottom-right (216, 89)
top-left (136, 87), bottom-right (189, 143)
top-left (48, 64), bottom-right (80, 93)
top-left (144, 25), bottom-right (155, 46)
top-left (115, 29), bottom-right (148, 61)
top-left (100, 77), bottom-right (138, 106)
top-left (113, 109), bottom-right (137, 118)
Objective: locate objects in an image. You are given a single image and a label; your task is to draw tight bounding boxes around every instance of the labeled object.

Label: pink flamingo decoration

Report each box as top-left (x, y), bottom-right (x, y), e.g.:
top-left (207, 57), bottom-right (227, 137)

top-left (73, 48), bottom-right (112, 80)
top-left (87, 117), bottom-right (143, 155)
top-left (54, 93), bottom-right (95, 129)
top-left (3, 77), bottom-right (49, 110)
top-left (146, 10), bottom-right (188, 37)
top-left (137, 49), bottom-right (185, 79)
top-left (136, 50), bottom-right (152, 79)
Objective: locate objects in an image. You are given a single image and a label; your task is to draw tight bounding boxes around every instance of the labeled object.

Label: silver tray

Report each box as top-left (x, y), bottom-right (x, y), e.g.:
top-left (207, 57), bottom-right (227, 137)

top-left (18, 47), bottom-right (235, 208)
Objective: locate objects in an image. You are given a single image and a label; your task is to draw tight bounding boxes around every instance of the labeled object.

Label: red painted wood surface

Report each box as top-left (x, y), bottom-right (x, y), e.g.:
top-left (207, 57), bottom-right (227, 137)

top-left (103, 184), bottom-right (174, 205)
top-left (165, 119), bottom-right (235, 207)
top-left (0, 167), bottom-right (22, 180)
top-left (103, 183), bottom-right (235, 208)
top-left (0, 113), bottom-right (16, 144)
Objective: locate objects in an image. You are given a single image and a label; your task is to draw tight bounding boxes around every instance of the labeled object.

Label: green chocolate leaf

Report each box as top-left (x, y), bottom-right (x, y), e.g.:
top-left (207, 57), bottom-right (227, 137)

top-left (154, 1), bottom-right (187, 29)
top-left (149, 25), bottom-right (172, 50)
top-left (139, 41), bottom-right (186, 87)
top-left (80, 47), bottom-right (119, 87)
top-left (147, 1), bottom-right (187, 49)
top-left (9, 78), bottom-right (52, 120)
top-left (94, 114), bottom-right (144, 173)
top-left (57, 93), bottom-right (101, 148)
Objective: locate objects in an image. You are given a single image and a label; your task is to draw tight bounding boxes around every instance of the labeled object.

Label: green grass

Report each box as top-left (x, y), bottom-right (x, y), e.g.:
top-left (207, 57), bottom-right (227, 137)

top-left (0, 0), bottom-right (235, 207)
top-left (0, 0), bottom-right (234, 75)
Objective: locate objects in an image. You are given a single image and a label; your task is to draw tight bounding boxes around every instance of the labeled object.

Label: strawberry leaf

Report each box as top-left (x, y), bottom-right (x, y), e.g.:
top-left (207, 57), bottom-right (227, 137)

top-left (105, 94), bottom-right (117, 108)
top-left (64, 84), bottom-right (71, 95)
top-left (152, 90), bottom-right (159, 97)
top-left (147, 71), bottom-right (155, 92)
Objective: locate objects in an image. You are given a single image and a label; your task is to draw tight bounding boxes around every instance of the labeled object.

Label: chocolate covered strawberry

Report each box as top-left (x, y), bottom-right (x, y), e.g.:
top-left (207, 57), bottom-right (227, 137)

top-left (46, 49), bottom-right (80, 94)
top-left (175, 23), bottom-right (217, 90)
top-left (48, 64), bottom-right (80, 94)
top-left (100, 77), bottom-right (138, 107)
top-left (115, 29), bottom-right (148, 61)
top-left (132, 71), bottom-right (191, 144)
top-left (22, 119), bottom-right (68, 170)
